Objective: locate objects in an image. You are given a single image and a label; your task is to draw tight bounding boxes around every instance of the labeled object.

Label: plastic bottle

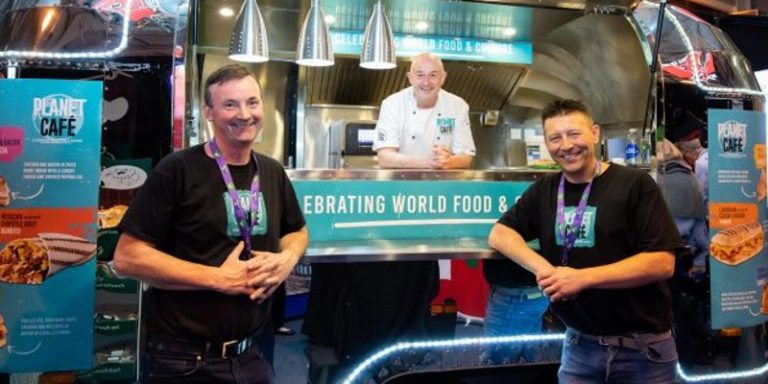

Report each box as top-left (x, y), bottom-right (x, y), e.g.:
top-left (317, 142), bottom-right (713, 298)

top-left (640, 132), bottom-right (652, 166)
top-left (625, 128), bottom-right (640, 166)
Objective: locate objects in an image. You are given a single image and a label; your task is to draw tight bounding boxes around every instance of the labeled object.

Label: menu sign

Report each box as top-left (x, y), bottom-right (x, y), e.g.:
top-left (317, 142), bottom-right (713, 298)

top-left (0, 79), bottom-right (102, 371)
top-left (708, 109), bottom-right (768, 328)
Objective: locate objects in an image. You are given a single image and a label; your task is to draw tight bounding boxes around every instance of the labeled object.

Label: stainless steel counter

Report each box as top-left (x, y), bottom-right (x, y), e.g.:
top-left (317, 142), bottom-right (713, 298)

top-left (303, 237), bottom-right (499, 263)
top-left (286, 167), bottom-right (557, 181)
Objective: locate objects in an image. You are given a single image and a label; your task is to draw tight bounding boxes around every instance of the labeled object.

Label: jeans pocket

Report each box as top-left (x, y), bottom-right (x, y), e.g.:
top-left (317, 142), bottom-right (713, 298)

top-left (147, 350), bottom-right (203, 378)
top-left (645, 337), bottom-right (678, 363)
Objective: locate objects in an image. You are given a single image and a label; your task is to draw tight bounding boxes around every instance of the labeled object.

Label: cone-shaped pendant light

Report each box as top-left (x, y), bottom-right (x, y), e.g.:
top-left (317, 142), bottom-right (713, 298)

top-left (228, 0), bottom-right (269, 63)
top-left (360, 0), bottom-right (396, 69)
top-left (296, 0), bottom-right (334, 66)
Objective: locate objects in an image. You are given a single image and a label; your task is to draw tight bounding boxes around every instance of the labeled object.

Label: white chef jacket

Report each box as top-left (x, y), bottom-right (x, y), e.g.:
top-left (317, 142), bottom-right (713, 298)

top-left (373, 87), bottom-right (476, 157)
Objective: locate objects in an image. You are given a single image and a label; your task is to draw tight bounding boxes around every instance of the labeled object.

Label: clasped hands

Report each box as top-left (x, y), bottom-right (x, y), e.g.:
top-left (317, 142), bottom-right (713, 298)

top-left (537, 266), bottom-right (587, 302)
top-left (218, 241), bottom-right (291, 302)
top-left (429, 144), bottom-right (452, 169)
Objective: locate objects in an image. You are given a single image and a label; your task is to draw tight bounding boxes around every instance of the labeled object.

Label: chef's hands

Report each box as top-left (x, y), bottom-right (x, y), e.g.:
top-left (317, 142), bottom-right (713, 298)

top-left (537, 266), bottom-right (590, 302)
top-left (430, 144), bottom-right (453, 169)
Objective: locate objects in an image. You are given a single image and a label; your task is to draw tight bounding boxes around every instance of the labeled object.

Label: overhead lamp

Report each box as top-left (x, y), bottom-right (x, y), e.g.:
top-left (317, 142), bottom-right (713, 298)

top-left (296, 0), bottom-right (334, 66)
top-left (360, 0), bottom-right (396, 70)
top-left (228, 0), bottom-right (269, 63)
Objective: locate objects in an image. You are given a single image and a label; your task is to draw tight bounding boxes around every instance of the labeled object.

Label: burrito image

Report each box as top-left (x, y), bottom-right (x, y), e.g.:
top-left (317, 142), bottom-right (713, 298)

top-left (0, 315), bottom-right (6, 348)
top-left (0, 175), bottom-right (10, 207)
top-left (754, 144), bottom-right (766, 170)
top-left (98, 204), bottom-right (128, 229)
top-left (0, 233), bottom-right (96, 284)
top-left (710, 221), bottom-right (764, 266)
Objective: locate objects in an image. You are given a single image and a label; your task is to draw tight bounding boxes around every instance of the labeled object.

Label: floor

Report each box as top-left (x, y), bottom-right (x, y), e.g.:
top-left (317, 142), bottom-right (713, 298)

top-left (274, 319), bottom-right (310, 384)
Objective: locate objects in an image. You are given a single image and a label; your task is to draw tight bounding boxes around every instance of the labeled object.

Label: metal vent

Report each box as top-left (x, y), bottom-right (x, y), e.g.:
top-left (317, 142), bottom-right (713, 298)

top-left (305, 57), bottom-right (527, 111)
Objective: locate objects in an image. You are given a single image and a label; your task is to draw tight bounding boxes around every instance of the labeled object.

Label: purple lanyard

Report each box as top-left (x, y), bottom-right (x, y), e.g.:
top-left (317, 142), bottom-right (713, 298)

top-left (556, 161), bottom-right (601, 266)
top-left (209, 138), bottom-right (260, 255)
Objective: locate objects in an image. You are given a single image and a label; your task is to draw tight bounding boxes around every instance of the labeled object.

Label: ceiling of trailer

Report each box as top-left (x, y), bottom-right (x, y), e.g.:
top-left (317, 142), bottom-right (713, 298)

top-left (197, 0), bottom-right (650, 126)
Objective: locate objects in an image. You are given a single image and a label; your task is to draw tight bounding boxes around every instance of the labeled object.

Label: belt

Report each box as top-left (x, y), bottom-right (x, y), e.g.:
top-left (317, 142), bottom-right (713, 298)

top-left (569, 329), bottom-right (672, 352)
top-left (492, 285), bottom-right (544, 300)
top-left (146, 334), bottom-right (255, 359)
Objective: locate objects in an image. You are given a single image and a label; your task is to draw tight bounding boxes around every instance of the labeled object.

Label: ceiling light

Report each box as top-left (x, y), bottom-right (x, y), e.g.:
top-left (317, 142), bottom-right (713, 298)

top-left (228, 0), bottom-right (269, 63)
top-left (324, 14), bottom-right (336, 25)
top-left (296, 0), bottom-right (334, 66)
top-left (360, 0), bottom-right (396, 70)
top-left (219, 7), bottom-right (235, 17)
top-left (415, 21), bottom-right (429, 31)
top-left (503, 27), bottom-right (517, 37)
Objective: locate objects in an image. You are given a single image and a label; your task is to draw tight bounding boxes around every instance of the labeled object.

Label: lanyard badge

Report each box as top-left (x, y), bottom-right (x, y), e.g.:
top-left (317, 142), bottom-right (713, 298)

top-left (556, 161), bottom-right (601, 265)
top-left (209, 138), bottom-right (261, 255)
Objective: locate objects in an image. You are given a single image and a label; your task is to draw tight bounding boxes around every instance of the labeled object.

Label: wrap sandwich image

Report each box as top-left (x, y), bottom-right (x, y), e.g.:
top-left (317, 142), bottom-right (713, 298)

top-left (710, 221), bottom-right (764, 266)
top-left (0, 233), bottom-right (96, 284)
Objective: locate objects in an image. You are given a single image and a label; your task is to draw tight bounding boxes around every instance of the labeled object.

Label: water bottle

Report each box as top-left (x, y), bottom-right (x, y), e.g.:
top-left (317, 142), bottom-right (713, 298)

top-left (625, 128), bottom-right (640, 166)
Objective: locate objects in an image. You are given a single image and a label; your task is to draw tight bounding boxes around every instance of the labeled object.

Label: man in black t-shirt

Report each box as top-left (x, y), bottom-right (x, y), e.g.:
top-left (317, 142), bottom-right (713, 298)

top-left (114, 64), bottom-right (308, 384)
top-left (488, 99), bottom-right (683, 383)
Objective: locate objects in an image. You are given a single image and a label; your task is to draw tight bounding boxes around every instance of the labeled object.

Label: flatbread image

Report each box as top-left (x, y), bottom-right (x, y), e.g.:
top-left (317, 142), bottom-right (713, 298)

top-left (0, 314), bottom-right (6, 348)
top-left (0, 176), bottom-right (9, 207)
top-left (0, 233), bottom-right (96, 284)
top-left (98, 204), bottom-right (128, 229)
top-left (759, 169), bottom-right (767, 203)
top-left (710, 221), bottom-right (764, 266)
top-left (762, 285), bottom-right (768, 315)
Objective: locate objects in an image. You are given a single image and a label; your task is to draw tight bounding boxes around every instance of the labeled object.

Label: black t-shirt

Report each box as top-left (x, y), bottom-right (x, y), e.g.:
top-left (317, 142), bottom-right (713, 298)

top-left (119, 144), bottom-right (306, 341)
top-left (498, 164), bottom-right (683, 335)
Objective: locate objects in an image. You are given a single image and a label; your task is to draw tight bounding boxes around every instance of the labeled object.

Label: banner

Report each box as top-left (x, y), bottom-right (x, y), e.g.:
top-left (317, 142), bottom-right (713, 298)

top-left (0, 79), bottom-right (102, 372)
top-left (293, 180), bottom-right (530, 241)
top-left (709, 109), bottom-right (768, 328)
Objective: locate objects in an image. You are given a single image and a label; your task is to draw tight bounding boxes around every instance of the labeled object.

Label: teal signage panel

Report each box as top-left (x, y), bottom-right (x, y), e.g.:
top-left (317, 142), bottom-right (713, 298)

top-left (293, 180), bottom-right (531, 241)
top-left (331, 30), bottom-right (533, 64)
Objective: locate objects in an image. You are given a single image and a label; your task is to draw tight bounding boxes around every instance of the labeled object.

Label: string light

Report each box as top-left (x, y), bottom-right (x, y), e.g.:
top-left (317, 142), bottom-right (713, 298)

top-left (0, 0), bottom-right (133, 60)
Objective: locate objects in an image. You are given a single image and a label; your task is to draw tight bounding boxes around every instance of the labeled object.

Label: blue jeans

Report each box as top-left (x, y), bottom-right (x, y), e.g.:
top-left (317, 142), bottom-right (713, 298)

top-left (483, 285), bottom-right (551, 363)
top-left (559, 328), bottom-right (678, 384)
top-left (485, 285), bottom-right (549, 335)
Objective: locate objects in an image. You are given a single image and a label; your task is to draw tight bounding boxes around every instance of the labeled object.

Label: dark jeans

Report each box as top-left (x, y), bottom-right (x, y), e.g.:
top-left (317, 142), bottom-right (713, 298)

top-left (143, 336), bottom-right (274, 384)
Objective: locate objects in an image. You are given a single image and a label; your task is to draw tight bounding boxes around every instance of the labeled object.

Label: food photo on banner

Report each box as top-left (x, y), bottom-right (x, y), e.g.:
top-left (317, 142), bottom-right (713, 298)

top-left (707, 109), bottom-right (768, 329)
top-left (0, 79), bottom-right (102, 372)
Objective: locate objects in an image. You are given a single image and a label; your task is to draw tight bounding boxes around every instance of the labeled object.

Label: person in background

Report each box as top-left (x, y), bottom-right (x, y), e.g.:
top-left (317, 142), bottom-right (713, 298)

top-left (657, 139), bottom-right (709, 272)
top-left (114, 64), bottom-right (308, 384)
top-left (673, 110), bottom-right (708, 207)
top-left (272, 283), bottom-right (295, 336)
top-left (482, 253), bottom-right (552, 363)
top-left (489, 99), bottom-right (683, 383)
top-left (302, 52), bottom-right (476, 383)
top-left (373, 51), bottom-right (476, 169)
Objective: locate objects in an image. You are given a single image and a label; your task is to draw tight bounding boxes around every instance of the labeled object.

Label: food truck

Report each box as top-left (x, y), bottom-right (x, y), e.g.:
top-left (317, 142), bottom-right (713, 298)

top-left (0, 0), bottom-right (765, 382)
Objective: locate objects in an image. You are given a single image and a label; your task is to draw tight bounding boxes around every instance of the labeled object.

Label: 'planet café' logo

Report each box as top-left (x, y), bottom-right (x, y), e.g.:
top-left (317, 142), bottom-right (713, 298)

top-left (717, 119), bottom-right (747, 158)
top-left (32, 94), bottom-right (87, 141)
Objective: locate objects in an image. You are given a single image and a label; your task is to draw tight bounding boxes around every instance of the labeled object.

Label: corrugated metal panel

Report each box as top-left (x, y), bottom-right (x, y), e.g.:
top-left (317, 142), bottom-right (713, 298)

top-left (306, 57), bottom-right (526, 111)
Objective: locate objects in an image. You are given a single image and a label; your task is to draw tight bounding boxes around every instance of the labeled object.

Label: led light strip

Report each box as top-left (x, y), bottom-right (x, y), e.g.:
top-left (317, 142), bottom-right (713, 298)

top-left (0, 0), bottom-right (133, 60)
top-left (646, 1), bottom-right (764, 96)
top-left (340, 333), bottom-right (565, 384)
top-left (341, 334), bottom-right (768, 383)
